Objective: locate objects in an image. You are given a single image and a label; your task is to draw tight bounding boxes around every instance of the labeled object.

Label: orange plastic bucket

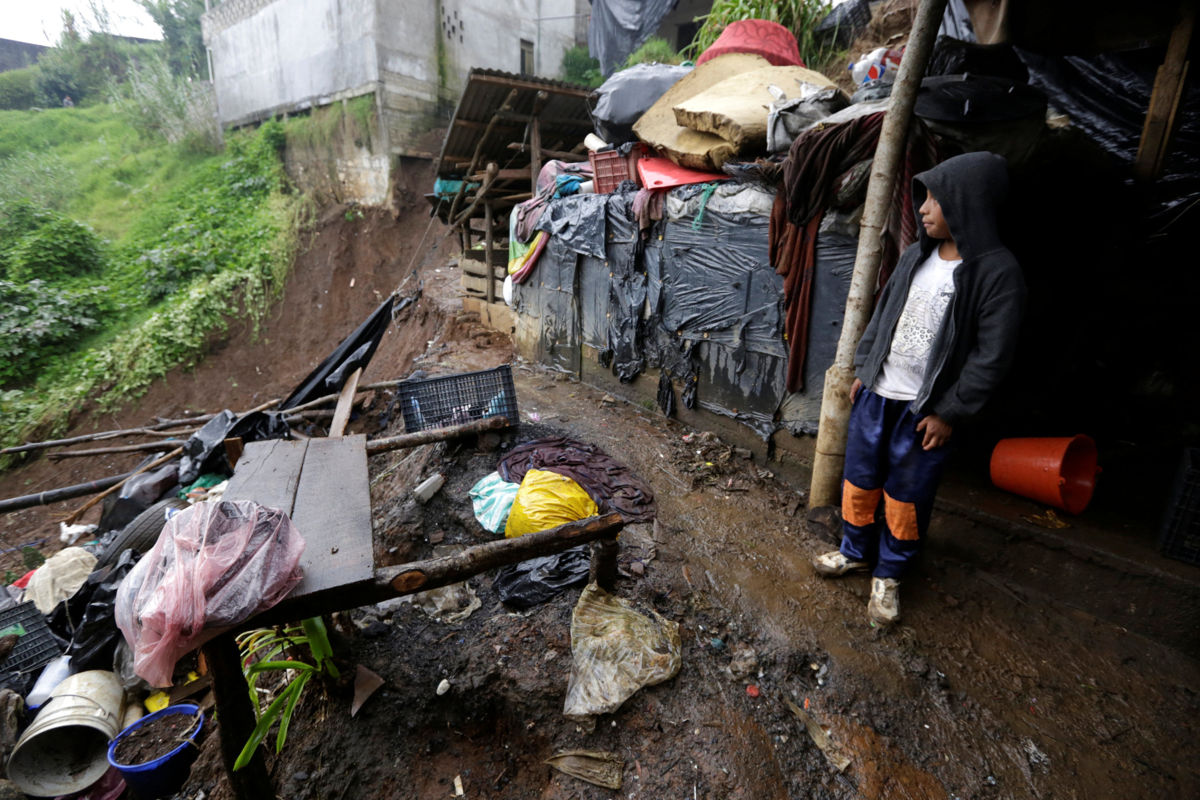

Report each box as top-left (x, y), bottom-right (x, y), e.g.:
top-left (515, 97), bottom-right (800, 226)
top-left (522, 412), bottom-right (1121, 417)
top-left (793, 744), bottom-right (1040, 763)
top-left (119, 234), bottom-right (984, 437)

top-left (989, 435), bottom-right (1099, 514)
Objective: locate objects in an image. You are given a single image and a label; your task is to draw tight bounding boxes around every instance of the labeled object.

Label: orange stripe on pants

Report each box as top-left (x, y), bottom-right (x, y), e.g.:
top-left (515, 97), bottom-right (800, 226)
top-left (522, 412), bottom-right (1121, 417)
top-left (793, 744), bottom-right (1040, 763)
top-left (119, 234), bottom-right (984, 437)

top-left (842, 480), bottom-right (882, 527)
top-left (884, 492), bottom-right (920, 541)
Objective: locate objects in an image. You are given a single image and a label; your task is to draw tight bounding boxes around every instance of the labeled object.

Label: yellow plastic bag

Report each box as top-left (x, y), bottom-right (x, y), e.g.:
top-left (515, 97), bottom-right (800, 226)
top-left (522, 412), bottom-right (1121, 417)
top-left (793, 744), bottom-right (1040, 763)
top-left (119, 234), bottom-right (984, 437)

top-left (504, 469), bottom-right (598, 538)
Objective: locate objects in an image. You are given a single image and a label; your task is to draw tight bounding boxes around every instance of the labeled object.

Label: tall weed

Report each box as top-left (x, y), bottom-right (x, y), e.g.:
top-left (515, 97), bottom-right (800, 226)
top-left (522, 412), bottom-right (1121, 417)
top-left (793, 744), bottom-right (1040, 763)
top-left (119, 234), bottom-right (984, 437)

top-left (110, 48), bottom-right (220, 152)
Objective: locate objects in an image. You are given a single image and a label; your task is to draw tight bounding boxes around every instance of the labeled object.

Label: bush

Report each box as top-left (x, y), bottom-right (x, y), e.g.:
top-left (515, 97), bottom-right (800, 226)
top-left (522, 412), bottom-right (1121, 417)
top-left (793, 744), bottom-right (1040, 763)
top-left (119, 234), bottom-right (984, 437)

top-left (0, 68), bottom-right (40, 110)
top-left (0, 151), bottom-right (76, 211)
top-left (561, 45), bottom-right (602, 88)
top-left (110, 46), bottom-right (219, 151)
top-left (4, 211), bottom-right (104, 283)
top-left (0, 279), bottom-right (106, 384)
top-left (622, 37), bottom-right (683, 68)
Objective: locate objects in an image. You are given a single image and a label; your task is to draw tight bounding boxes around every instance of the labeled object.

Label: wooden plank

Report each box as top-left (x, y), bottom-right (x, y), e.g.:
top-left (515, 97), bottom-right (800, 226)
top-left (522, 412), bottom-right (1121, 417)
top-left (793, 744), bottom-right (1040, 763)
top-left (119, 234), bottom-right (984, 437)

top-left (1135, 1), bottom-right (1195, 180)
top-left (222, 438), bottom-right (309, 515)
top-left (329, 367), bottom-right (362, 437)
top-left (287, 435), bottom-right (374, 599)
top-left (470, 73), bottom-right (591, 97)
top-left (460, 272), bottom-right (504, 298)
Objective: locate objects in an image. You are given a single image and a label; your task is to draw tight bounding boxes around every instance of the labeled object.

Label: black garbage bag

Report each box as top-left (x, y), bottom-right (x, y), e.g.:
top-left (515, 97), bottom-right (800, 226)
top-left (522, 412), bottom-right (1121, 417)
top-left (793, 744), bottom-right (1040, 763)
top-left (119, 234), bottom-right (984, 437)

top-left (61, 550), bottom-right (138, 671)
top-left (177, 409), bottom-right (291, 486)
top-left (589, 63), bottom-right (692, 144)
top-left (98, 459), bottom-right (180, 533)
top-left (815, 0), bottom-right (871, 48)
top-left (493, 547), bottom-right (591, 609)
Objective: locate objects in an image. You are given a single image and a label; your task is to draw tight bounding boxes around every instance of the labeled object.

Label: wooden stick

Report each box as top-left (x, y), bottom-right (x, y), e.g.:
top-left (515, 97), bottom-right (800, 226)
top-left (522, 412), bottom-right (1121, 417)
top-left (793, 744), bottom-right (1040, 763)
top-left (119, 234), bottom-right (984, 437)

top-left (388, 513), bottom-right (623, 595)
top-left (62, 447), bottom-right (183, 524)
top-left (365, 416), bottom-right (509, 455)
top-left (200, 633), bottom-right (273, 798)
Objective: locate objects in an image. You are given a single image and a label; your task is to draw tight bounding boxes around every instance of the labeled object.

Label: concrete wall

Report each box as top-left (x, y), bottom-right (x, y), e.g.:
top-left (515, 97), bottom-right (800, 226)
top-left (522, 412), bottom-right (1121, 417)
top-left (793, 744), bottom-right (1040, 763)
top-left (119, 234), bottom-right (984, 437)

top-left (0, 38), bottom-right (48, 73)
top-left (206, 0), bottom-right (379, 127)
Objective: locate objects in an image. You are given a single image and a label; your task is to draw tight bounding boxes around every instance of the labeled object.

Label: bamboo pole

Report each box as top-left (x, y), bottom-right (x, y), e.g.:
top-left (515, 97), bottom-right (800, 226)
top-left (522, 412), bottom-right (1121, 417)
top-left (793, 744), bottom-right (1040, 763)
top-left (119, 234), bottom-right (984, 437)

top-left (809, 0), bottom-right (949, 509)
top-left (0, 471), bottom-right (139, 515)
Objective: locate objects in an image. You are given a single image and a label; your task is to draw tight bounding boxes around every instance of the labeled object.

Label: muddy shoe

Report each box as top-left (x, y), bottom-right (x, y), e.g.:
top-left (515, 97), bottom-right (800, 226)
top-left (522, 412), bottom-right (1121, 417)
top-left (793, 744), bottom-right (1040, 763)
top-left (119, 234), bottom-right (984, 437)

top-left (868, 577), bottom-right (901, 625)
top-left (812, 551), bottom-right (869, 577)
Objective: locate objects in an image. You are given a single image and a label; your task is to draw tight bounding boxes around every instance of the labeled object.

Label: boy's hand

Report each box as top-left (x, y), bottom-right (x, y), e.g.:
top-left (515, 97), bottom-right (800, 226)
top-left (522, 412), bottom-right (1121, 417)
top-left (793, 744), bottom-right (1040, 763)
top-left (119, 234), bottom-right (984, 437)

top-left (916, 415), bottom-right (952, 450)
top-left (849, 378), bottom-right (863, 404)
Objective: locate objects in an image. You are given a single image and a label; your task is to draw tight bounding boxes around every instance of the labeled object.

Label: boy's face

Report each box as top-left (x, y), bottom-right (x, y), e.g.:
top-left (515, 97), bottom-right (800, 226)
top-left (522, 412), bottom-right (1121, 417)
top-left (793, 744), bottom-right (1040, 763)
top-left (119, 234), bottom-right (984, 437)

top-left (919, 191), bottom-right (952, 240)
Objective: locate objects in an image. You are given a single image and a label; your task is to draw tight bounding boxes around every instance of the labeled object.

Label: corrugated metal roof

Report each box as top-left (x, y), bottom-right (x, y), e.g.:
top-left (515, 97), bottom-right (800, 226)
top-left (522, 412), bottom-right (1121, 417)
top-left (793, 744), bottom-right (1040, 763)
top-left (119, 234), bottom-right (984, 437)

top-left (435, 68), bottom-right (593, 180)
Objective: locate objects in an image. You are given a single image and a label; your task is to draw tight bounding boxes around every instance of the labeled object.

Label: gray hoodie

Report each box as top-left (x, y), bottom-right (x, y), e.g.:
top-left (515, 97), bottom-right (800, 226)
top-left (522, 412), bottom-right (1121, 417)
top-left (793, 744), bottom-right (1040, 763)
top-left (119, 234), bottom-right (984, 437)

top-left (854, 151), bottom-right (1026, 425)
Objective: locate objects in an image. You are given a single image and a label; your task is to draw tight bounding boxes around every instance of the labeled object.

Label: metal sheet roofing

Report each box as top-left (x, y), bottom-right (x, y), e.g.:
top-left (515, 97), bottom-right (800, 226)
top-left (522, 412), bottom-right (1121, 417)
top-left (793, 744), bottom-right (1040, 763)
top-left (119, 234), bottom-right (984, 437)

top-left (435, 68), bottom-right (593, 179)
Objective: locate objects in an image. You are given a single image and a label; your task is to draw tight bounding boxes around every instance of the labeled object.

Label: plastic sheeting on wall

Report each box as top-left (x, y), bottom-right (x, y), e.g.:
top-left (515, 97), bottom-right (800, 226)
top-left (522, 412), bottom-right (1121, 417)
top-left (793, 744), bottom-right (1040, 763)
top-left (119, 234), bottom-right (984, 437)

top-left (605, 192), bottom-right (648, 383)
top-left (534, 194), bottom-right (609, 259)
top-left (588, 0), bottom-right (677, 77)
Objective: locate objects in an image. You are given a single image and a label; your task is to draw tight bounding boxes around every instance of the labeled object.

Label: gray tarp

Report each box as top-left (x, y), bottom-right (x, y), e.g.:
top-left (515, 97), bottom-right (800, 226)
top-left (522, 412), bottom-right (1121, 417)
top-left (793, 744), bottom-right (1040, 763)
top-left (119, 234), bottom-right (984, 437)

top-left (588, 0), bottom-right (677, 76)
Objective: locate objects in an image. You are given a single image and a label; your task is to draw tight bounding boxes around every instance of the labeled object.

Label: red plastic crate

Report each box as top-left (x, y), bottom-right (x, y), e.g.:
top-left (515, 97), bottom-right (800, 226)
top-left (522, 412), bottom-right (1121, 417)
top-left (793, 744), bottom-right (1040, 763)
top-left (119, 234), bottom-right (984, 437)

top-left (588, 145), bottom-right (646, 193)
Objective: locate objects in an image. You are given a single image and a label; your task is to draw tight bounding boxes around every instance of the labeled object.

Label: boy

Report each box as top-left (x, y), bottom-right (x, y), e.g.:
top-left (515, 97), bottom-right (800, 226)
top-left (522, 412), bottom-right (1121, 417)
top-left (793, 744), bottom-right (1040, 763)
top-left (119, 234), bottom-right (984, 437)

top-left (812, 151), bottom-right (1026, 625)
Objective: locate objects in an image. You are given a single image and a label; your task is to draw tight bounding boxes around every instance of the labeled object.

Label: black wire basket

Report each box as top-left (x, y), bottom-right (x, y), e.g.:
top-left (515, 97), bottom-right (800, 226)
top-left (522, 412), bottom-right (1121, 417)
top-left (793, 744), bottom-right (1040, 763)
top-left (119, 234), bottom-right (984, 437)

top-left (0, 602), bottom-right (62, 675)
top-left (396, 365), bottom-right (519, 433)
top-left (1160, 448), bottom-right (1200, 566)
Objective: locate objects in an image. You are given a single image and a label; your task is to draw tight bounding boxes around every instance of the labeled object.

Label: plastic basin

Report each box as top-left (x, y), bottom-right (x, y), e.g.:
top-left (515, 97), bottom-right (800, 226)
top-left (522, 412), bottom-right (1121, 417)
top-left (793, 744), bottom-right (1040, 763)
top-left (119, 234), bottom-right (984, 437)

top-left (107, 703), bottom-right (204, 799)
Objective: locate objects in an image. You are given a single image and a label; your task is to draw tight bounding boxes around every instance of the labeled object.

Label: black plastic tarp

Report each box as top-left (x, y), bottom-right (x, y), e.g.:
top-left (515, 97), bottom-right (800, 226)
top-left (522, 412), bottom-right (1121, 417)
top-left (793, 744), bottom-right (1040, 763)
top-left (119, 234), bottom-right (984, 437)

top-left (178, 409), bottom-right (292, 485)
top-left (280, 293), bottom-right (401, 410)
top-left (589, 63), bottom-right (693, 144)
top-left (1016, 47), bottom-right (1200, 210)
top-left (605, 192), bottom-right (648, 382)
top-left (534, 194), bottom-right (608, 259)
top-left (588, 0), bottom-right (677, 76)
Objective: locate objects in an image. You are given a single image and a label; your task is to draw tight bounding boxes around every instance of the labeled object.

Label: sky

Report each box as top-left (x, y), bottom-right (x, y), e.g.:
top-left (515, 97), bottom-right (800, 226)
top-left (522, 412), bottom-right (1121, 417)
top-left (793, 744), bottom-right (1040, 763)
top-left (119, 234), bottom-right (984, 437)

top-left (0, 0), bottom-right (162, 46)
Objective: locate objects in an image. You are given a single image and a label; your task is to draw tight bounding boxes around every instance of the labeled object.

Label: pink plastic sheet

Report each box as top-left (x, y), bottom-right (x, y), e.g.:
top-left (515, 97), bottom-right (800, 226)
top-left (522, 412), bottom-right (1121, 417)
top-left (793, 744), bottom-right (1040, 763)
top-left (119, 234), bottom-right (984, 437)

top-left (115, 500), bottom-right (305, 687)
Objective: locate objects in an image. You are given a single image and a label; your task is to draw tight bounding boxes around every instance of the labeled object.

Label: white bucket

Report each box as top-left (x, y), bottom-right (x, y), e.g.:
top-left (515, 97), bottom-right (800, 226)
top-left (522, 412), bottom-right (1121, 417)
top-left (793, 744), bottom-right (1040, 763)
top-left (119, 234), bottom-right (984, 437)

top-left (7, 670), bottom-right (125, 797)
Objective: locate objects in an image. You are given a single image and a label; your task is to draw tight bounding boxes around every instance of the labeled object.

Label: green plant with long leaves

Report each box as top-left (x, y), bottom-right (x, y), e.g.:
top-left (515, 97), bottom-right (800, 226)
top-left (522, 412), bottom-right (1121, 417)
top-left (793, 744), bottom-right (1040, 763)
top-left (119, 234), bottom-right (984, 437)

top-left (682, 0), bottom-right (840, 69)
top-left (233, 617), bottom-right (340, 771)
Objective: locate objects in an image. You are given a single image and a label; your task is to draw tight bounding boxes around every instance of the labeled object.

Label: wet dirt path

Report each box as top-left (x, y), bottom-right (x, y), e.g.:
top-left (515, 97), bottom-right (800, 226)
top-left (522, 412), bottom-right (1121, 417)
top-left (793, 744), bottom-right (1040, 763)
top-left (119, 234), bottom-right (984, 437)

top-left (502, 361), bottom-right (1200, 799)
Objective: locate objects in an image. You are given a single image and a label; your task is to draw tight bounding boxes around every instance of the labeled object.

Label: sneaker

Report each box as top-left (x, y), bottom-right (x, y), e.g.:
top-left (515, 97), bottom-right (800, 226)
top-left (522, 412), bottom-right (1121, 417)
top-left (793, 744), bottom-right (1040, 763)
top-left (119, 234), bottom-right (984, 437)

top-left (812, 551), bottom-right (869, 577)
top-left (868, 577), bottom-right (901, 625)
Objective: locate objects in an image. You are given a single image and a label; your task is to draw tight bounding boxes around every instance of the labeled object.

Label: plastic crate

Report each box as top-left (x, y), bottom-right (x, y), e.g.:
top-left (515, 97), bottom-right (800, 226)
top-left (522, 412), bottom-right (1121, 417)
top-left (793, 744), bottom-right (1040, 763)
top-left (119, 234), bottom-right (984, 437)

top-left (1160, 448), bottom-right (1200, 566)
top-left (588, 145), bottom-right (644, 193)
top-left (0, 602), bottom-right (62, 675)
top-left (396, 365), bottom-right (519, 433)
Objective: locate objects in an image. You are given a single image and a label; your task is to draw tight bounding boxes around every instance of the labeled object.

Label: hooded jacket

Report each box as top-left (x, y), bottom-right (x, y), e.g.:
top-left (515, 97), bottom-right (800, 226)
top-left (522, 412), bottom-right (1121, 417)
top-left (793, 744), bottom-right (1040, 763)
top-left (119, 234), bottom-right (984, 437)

top-left (854, 151), bottom-right (1026, 425)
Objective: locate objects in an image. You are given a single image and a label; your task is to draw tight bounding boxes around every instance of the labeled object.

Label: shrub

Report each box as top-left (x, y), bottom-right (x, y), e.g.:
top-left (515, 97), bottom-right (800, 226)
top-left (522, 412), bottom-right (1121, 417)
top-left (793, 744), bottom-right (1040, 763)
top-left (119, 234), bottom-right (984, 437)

top-left (5, 213), bottom-right (105, 283)
top-left (683, 0), bottom-right (838, 68)
top-left (0, 68), bottom-right (40, 110)
top-left (0, 279), bottom-right (106, 384)
top-left (622, 37), bottom-right (683, 68)
top-left (110, 46), bottom-right (219, 151)
top-left (0, 151), bottom-right (76, 212)
top-left (561, 45), bottom-right (602, 88)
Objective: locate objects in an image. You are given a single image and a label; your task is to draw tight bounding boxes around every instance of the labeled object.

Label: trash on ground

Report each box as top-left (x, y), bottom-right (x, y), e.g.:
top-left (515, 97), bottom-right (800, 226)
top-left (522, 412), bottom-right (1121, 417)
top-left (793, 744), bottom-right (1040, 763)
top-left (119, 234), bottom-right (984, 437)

top-left (564, 582), bottom-right (681, 719)
top-left (412, 473), bottom-right (445, 504)
top-left (26, 547), bottom-right (97, 614)
top-left (785, 698), bottom-right (852, 772)
top-left (115, 500), bottom-right (305, 687)
top-left (351, 665), bottom-right (385, 717)
top-left (1022, 509), bottom-right (1071, 529)
top-left (545, 749), bottom-right (624, 790)
top-left (399, 548), bottom-right (481, 623)
top-left (59, 522), bottom-right (97, 546)
top-left (468, 472), bottom-right (519, 533)
top-left (492, 546), bottom-right (591, 609)
top-left (504, 469), bottom-right (598, 538)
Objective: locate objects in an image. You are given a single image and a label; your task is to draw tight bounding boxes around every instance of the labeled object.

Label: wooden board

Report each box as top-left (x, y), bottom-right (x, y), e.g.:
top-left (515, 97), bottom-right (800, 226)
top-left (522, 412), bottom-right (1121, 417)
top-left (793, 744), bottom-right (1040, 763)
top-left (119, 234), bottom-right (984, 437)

top-left (223, 438), bottom-right (309, 514)
top-left (288, 435), bottom-right (374, 599)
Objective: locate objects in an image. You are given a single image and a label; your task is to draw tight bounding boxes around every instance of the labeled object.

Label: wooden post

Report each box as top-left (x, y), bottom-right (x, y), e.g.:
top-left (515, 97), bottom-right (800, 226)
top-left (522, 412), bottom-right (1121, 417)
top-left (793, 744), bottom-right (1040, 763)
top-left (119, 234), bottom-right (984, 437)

top-left (329, 367), bottom-right (363, 437)
top-left (1135, 2), bottom-right (1195, 181)
top-left (590, 538), bottom-right (619, 591)
top-left (365, 416), bottom-right (509, 455)
top-left (809, 0), bottom-right (949, 509)
top-left (201, 633), bottom-right (272, 800)
top-left (484, 202), bottom-right (496, 304)
top-left (529, 90), bottom-right (548, 186)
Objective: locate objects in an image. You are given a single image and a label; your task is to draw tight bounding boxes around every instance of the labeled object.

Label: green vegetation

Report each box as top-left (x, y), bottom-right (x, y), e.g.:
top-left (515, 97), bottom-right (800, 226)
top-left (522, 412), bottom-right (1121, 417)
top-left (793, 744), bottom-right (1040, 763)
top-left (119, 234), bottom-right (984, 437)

top-left (283, 95), bottom-right (377, 151)
top-left (234, 618), bottom-right (341, 770)
top-left (683, 0), bottom-right (841, 69)
top-left (0, 107), bottom-right (302, 454)
top-left (622, 37), bottom-right (684, 69)
top-left (560, 44), bottom-right (603, 88)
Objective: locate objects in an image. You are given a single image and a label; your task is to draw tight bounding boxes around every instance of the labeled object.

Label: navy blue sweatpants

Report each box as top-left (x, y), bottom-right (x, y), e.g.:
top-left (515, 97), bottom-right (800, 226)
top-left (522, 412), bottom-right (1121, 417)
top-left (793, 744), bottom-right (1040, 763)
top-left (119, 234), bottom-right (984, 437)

top-left (840, 389), bottom-right (951, 579)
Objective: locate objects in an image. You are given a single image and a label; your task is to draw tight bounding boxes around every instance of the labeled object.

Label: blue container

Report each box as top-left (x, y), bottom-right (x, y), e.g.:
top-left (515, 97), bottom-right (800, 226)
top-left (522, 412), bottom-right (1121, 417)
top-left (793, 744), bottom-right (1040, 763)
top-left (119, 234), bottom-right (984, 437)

top-left (107, 703), bottom-right (204, 799)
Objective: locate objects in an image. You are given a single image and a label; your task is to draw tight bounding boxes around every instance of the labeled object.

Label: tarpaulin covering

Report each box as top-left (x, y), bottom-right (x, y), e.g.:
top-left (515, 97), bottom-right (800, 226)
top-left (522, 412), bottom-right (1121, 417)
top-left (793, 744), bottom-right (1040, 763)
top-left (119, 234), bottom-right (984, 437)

top-left (280, 294), bottom-right (400, 410)
top-left (1016, 47), bottom-right (1200, 212)
top-left (589, 63), bottom-right (693, 144)
top-left (534, 194), bottom-right (608, 259)
top-left (605, 192), bottom-right (648, 382)
top-left (588, 0), bottom-right (677, 76)
top-left (695, 19), bottom-right (804, 68)
top-left (498, 436), bottom-right (656, 523)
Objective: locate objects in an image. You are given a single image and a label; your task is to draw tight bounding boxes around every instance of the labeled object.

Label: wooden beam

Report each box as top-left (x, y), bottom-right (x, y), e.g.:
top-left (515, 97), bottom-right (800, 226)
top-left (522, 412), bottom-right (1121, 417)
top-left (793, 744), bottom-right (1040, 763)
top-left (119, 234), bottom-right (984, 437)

top-left (484, 203), bottom-right (496, 304)
top-left (329, 367), bottom-right (363, 437)
top-left (365, 416), bottom-right (510, 455)
top-left (1135, 1), bottom-right (1195, 181)
top-left (470, 73), bottom-right (591, 98)
top-left (201, 633), bottom-right (273, 798)
top-left (448, 88), bottom-right (518, 222)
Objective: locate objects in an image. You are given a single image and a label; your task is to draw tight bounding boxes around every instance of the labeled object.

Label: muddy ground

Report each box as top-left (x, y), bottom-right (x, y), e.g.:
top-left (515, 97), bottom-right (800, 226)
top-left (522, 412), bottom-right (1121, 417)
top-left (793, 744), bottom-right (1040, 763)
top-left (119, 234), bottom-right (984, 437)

top-left (1, 185), bottom-right (1197, 800)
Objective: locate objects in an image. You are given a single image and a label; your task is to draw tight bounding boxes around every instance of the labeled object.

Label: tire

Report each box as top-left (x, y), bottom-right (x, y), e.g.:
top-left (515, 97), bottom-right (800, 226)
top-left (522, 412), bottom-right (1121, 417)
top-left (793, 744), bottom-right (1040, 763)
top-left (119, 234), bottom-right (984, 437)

top-left (97, 496), bottom-right (190, 568)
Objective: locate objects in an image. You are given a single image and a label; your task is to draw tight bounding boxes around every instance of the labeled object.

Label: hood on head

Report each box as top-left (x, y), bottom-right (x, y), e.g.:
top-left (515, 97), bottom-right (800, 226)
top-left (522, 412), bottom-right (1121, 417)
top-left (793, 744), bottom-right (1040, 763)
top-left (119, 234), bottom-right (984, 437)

top-left (913, 151), bottom-right (1009, 262)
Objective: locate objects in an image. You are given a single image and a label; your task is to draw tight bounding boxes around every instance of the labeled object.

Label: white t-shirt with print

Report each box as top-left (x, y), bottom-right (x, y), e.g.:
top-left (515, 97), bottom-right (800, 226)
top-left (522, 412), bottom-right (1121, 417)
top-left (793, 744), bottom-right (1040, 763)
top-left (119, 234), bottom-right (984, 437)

top-left (872, 249), bottom-right (962, 401)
